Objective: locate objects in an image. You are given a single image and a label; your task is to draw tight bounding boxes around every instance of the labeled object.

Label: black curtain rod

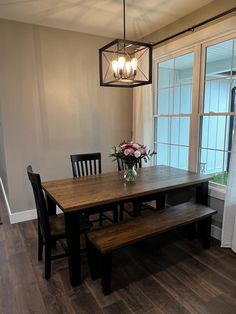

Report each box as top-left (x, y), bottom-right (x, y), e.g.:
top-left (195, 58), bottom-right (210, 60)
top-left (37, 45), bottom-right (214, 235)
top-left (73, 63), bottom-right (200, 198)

top-left (151, 6), bottom-right (236, 47)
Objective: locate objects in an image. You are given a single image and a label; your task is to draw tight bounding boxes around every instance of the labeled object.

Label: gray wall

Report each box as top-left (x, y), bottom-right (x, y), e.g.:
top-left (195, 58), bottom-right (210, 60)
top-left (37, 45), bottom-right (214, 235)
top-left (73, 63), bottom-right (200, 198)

top-left (143, 0), bottom-right (236, 44)
top-left (0, 19), bottom-right (132, 213)
top-left (0, 102), bottom-right (8, 193)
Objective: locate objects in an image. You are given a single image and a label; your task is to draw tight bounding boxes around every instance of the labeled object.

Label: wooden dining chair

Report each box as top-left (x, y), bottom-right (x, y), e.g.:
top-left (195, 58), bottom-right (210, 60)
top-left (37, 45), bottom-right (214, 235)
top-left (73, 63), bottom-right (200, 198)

top-left (27, 165), bottom-right (90, 279)
top-left (70, 153), bottom-right (118, 224)
top-left (117, 159), bottom-right (159, 220)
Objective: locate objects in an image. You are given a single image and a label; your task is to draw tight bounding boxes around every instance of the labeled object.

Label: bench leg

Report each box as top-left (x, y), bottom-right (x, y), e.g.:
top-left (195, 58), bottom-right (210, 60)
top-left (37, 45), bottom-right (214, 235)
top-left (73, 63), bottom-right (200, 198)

top-left (197, 217), bottom-right (212, 249)
top-left (102, 252), bottom-right (112, 295)
top-left (86, 238), bottom-right (101, 280)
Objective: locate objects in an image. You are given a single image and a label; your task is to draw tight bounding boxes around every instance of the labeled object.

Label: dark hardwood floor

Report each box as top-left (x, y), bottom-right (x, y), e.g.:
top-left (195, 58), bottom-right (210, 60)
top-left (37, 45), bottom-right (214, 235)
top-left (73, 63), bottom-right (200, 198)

top-left (0, 193), bottom-right (236, 314)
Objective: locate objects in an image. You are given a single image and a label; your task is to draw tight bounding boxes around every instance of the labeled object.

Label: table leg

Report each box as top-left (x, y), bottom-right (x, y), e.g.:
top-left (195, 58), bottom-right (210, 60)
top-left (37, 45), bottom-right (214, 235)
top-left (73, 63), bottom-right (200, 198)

top-left (46, 195), bottom-right (56, 216)
top-left (64, 211), bottom-right (81, 287)
top-left (155, 192), bottom-right (166, 210)
top-left (196, 182), bottom-right (208, 205)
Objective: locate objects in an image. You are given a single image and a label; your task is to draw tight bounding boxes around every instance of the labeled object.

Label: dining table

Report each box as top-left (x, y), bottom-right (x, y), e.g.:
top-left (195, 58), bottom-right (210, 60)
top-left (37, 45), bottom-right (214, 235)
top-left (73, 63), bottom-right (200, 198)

top-left (42, 165), bottom-right (212, 287)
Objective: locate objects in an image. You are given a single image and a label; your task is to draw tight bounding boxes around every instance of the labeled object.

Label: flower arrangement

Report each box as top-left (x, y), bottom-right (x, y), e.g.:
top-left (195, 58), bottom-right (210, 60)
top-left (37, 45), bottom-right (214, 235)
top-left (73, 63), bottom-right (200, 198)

top-left (110, 141), bottom-right (155, 169)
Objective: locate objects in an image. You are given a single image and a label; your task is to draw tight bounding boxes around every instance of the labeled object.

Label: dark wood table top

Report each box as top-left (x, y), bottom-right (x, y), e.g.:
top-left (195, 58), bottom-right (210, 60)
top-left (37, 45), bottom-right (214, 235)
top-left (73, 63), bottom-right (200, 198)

top-left (42, 165), bottom-right (212, 213)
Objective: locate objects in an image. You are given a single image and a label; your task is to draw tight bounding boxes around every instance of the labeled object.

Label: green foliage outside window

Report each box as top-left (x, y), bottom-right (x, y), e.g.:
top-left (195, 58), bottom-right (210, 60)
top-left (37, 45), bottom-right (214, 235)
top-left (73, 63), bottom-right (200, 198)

top-left (211, 171), bottom-right (228, 186)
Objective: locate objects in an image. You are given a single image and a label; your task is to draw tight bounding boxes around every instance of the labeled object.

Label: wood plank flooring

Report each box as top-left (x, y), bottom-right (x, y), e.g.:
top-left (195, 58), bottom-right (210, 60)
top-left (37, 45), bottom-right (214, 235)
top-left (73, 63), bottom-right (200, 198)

top-left (0, 193), bottom-right (236, 314)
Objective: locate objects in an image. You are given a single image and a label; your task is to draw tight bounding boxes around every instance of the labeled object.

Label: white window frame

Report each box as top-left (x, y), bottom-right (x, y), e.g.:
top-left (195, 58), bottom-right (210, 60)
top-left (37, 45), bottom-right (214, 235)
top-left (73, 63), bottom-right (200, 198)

top-left (153, 45), bottom-right (201, 172)
top-left (153, 15), bottom-right (236, 198)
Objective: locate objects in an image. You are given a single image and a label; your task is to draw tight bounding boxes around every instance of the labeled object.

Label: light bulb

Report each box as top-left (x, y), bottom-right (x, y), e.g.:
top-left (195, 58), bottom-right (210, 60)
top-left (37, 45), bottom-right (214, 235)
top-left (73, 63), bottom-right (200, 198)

top-left (131, 58), bottom-right (138, 71)
top-left (118, 56), bottom-right (125, 70)
top-left (112, 60), bottom-right (118, 73)
top-left (125, 61), bottom-right (131, 75)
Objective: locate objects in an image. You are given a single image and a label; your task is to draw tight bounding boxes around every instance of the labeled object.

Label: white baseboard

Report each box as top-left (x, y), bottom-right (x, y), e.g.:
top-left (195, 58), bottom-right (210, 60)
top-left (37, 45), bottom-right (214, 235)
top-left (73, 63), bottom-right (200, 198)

top-left (9, 207), bottom-right (63, 224)
top-left (211, 224), bottom-right (222, 241)
top-left (0, 178), bottom-right (62, 224)
top-left (10, 208), bottom-right (38, 224)
top-left (0, 177), bottom-right (11, 220)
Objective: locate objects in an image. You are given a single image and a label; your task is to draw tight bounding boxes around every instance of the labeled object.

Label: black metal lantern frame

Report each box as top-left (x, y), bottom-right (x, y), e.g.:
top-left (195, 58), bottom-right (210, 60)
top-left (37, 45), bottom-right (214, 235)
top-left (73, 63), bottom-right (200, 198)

top-left (99, 38), bottom-right (152, 88)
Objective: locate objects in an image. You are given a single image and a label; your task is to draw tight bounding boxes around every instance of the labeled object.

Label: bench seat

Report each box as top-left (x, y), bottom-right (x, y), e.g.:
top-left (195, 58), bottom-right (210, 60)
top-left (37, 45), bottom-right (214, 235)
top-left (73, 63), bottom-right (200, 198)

top-left (86, 201), bottom-right (217, 295)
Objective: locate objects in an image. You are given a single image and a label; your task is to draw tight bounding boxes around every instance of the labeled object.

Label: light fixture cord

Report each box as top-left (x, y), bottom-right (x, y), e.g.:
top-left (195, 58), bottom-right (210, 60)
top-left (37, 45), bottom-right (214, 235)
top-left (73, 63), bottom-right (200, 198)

top-left (123, 0), bottom-right (126, 41)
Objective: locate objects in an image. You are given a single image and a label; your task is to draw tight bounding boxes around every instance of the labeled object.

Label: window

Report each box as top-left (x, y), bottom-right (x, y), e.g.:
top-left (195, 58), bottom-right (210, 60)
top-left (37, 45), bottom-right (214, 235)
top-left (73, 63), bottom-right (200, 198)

top-left (199, 38), bottom-right (236, 185)
top-left (154, 52), bottom-right (194, 170)
top-left (154, 33), bottom-right (236, 186)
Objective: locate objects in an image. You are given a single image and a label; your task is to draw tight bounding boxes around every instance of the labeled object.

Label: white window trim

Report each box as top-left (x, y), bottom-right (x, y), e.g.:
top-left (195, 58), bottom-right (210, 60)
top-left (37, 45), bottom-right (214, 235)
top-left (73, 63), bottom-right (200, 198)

top-left (209, 182), bottom-right (226, 201)
top-left (153, 15), bottom-right (236, 194)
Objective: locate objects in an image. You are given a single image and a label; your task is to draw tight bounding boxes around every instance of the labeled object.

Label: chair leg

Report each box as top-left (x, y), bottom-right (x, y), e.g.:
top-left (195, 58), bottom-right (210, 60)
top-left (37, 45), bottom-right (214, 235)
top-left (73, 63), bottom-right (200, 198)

top-left (44, 241), bottom-right (51, 279)
top-left (86, 238), bottom-right (101, 280)
top-left (101, 252), bottom-right (112, 295)
top-left (38, 222), bottom-right (43, 261)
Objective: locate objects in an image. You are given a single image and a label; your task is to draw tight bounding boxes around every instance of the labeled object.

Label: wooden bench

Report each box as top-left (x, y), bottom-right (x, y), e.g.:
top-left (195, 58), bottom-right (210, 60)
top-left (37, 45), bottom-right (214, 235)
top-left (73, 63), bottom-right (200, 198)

top-left (86, 202), bottom-right (217, 295)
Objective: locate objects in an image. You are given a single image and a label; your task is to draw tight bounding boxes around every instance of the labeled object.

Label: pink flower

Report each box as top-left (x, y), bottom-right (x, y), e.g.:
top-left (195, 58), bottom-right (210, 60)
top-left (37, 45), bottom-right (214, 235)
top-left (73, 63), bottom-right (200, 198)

top-left (124, 148), bottom-right (135, 156)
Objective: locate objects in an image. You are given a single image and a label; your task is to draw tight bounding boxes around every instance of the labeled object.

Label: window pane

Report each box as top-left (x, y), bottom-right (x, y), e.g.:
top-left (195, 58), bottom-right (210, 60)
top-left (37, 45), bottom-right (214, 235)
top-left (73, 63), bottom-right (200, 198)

top-left (175, 53), bottom-right (193, 85)
top-left (206, 40), bottom-right (233, 78)
top-left (158, 59), bottom-right (174, 88)
top-left (170, 145), bottom-right (179, 168)
top-left (158, 88), bottom-right (173, 115)
top-left (170, 118), bottom-right (179, 145)
top-left (200, 115), bottom-right (235, 186)
top-left (173, 86), bottom-right (180, 114)
top-left (156, 143), bottom-right (169, 165)
top-left (179, 146), bottom-right (189, 170)
top-left (204, 38), bottom-right (236, 113)
top-left (157, 52), bottom-right (193, 115)
top-left (169, 145), bottom-right (189, 170)
top-left (200, 149), bottom-right (224, 174)
top-left (157, 117), bottom-right (169, 143)
top-left (180, 84), bottom-right (192, 114)
top-left (180, 117), bottom-right (190, 145)
top-left (171, 117), bottom-right (190, 145)
top-left (201, 116), bottom-right (226, 150)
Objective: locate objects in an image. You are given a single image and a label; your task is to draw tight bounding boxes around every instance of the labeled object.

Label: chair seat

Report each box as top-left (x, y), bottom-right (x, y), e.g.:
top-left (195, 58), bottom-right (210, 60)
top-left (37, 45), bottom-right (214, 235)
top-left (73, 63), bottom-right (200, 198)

top-left (49, 214), bottom-right (90, 237)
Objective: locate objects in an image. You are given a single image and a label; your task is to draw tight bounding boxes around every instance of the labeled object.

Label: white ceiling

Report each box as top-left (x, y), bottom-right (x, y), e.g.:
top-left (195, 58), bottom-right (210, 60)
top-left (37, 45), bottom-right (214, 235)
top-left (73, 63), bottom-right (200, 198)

top-left (0, 0), bottom-right (214, 39)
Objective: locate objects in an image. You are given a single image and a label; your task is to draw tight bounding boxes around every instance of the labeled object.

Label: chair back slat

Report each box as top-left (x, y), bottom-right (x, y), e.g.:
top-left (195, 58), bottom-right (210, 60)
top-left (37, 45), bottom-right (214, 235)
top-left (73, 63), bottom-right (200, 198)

top-left (85, 160), bottom-right (89, 176)
top-left (93, 159), bottom-right (97, 174)
top-left (89, 160), bottom-right (93, 174)
top-left (81, 160), bottom-right (85, 176)
top-left (70, 153), bottom-right (102, 177)
top-left (117, 159), bottom-right (142, 171)
top-left (27, 166), bottom-right (50, 239)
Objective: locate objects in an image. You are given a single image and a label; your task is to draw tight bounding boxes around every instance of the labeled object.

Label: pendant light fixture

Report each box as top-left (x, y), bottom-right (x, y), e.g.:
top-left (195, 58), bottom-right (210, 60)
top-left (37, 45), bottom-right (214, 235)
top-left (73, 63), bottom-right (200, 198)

top-left (99, 0), bottom-right (152, 88)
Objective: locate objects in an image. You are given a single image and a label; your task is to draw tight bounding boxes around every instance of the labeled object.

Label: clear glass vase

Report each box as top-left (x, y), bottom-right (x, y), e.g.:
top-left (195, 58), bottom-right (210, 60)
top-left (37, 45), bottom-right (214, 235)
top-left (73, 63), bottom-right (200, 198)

top-left (124, 165), bottom-right (137, 182)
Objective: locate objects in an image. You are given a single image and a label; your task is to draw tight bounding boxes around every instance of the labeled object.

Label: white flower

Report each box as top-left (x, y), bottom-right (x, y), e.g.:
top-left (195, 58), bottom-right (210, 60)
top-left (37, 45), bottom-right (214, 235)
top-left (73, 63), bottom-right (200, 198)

top-left (132, 143), bottom-right (141, 149)
top-left (134, 150), bottom-right (141, 158)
